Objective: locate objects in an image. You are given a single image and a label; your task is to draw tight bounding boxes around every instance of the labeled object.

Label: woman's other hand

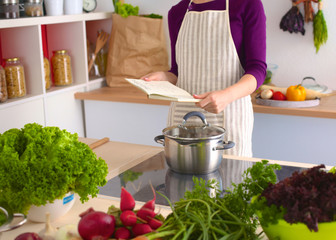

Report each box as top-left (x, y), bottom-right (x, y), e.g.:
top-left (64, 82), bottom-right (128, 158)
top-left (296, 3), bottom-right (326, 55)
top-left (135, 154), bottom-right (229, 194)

top-left (141, 71), bottom-right (178, 85)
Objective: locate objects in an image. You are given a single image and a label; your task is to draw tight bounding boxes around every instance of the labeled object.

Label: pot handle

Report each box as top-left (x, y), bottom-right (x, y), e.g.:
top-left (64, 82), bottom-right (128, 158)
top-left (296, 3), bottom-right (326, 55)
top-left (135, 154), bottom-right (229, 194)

top-left (0, 213), bottom-right (27, 232)
top-left (154, 135), bottom-right (165, 146)
top-left (214, 141), bottom-right (235, 151)
top-left (182, 111), bottom-right (208, 126)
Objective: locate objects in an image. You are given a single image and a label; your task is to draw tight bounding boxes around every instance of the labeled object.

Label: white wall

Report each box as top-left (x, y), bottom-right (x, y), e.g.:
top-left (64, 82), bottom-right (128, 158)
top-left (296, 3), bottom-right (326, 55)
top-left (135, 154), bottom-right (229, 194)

top-left (262, 0), bottom-right (336, 90)
top-left (97, 0), bottom-right (336, 90)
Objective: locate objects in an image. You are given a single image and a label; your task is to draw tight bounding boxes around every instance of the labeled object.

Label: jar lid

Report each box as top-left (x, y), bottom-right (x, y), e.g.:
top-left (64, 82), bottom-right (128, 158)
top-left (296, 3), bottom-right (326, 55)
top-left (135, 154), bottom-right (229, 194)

top-left (53, 50), bottom-right (67, 54)
top-left (1, 0), bottom-right (19, 4)
top-left (6, 57), bottom-right (19, 62)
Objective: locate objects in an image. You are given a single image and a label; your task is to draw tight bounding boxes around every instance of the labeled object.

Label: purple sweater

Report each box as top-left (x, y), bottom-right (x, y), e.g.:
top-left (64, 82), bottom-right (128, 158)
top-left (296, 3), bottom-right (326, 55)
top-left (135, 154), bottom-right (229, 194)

top-left (168, 0), bottom-right (267, 89)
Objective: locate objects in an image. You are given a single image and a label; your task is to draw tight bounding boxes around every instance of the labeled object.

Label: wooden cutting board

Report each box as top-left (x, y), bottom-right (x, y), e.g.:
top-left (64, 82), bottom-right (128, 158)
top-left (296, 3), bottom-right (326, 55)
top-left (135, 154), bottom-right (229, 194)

top-left (255, 97), bottom-right (320, 108)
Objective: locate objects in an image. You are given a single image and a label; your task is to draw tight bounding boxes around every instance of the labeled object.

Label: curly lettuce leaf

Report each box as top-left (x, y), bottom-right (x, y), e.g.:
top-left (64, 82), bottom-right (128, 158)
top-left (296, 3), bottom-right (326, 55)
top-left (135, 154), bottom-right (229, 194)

top-left (0, 123), bottom-right (108, 214)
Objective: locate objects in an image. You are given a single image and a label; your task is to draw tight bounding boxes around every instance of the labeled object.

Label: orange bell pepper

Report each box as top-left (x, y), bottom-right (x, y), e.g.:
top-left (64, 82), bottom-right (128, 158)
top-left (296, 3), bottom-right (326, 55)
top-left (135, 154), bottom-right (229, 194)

top-left (286, 84), bottom-right (306, 101)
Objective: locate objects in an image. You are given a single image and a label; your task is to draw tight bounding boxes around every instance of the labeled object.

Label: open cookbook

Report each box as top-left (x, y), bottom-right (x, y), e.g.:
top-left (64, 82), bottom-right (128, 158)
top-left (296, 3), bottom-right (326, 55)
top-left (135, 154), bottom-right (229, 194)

top-left (125, 78), bottom-right (200, 103)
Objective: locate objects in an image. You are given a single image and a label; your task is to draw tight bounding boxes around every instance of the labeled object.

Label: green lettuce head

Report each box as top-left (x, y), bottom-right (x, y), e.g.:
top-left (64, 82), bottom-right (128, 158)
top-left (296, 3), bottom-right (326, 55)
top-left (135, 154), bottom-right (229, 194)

top-left (0, 123), bottom-right (108, 214)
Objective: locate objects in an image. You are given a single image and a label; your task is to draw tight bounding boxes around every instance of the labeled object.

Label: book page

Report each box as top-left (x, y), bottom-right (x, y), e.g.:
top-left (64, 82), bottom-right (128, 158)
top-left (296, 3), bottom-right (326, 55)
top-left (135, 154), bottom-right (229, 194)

top-left (125, 78), bottom-right (200, 102)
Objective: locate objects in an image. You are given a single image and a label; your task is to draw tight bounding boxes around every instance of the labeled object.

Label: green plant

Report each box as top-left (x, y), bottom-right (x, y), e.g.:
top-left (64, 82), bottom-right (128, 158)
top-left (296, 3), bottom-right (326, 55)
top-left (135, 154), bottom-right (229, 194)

top-left (0, 123), bottom-right (108, 214)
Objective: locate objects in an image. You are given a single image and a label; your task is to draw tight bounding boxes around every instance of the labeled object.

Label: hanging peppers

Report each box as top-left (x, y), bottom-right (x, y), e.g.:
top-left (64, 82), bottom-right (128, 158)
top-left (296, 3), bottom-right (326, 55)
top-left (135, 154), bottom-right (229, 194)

top-left (286, 85), bottom-right (307, 101)
top-left (313, 0), bottom-right (328, 53)
top-left (304, 1), bottom-right (314, 22)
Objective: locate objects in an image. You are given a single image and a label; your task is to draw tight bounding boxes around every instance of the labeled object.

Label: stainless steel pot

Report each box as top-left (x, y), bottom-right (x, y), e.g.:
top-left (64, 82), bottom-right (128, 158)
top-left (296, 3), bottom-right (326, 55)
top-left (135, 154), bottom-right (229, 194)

top-left (0, 206), bottom-right (27, 237)
top-left (154, 111), bottom-right (235, 174)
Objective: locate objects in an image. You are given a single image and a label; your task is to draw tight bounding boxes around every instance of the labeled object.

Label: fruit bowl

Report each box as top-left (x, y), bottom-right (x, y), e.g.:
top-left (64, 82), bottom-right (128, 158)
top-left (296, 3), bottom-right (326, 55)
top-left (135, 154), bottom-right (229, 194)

top-left (261, 219), bottom-right (336, 240)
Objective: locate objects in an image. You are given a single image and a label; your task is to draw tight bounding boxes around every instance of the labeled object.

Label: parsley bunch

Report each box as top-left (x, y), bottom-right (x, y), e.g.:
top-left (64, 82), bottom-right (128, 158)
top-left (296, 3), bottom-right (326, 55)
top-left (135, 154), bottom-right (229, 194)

top-left (0, 123), bottom-right (108, 214)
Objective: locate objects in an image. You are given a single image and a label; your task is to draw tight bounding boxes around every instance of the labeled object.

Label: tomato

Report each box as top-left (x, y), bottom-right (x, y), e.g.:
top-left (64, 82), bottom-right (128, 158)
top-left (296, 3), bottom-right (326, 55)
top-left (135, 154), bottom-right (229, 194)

top-left (272, 91), bottom-right (286, 101)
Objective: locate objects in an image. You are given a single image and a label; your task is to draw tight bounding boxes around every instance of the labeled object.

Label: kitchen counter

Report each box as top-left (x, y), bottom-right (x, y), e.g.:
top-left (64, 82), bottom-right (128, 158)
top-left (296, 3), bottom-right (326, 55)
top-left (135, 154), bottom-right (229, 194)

top-left (2, 138), bottom-right (326, 239)
top-left (74, 86), bottom-right (336, 119)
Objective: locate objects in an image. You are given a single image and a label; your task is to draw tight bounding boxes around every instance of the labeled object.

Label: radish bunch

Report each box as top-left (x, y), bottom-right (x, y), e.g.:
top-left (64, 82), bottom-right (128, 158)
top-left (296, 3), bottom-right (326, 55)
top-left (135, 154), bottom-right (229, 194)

top-left (14, 186), bottom-right (164, 240)
top-left (107, 186), bottom-right (164, 239)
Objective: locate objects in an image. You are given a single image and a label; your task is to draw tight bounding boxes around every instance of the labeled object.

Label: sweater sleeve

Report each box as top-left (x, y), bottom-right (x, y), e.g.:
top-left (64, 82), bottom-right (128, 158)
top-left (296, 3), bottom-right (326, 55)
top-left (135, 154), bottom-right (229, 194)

top-left (241, 0), bottom-right (267, 89)
top-left (168, 1), bottom-right (188, 77)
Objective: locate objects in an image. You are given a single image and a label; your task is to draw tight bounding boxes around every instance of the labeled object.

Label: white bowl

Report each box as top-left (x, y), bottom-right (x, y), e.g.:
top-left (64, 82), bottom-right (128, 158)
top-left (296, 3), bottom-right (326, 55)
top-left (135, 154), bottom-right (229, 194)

top-left (27, 192), bottom-right (75, 223)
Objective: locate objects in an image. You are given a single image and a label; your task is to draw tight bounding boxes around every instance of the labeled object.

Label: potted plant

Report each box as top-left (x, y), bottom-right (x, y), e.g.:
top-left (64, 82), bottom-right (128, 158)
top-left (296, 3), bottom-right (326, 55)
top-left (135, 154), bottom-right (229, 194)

top-left (0, 123), bottom-right (108, 219)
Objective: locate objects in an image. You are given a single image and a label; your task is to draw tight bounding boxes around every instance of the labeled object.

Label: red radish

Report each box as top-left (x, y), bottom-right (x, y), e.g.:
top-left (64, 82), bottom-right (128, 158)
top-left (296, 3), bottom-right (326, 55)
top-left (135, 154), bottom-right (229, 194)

top-left (136, 208), bottom-right (156, 222)
top-left (15, 233), bottom-right (42, 240)
top-left (78, 211), bottom-right (115, 240)
top-left (114, 227), bottom-right (131, 239)
top-left (120, 210), bottom-right (137, 226)
top-left (148, 218), bottom-right (163, 230)
top-left (120, 187), bottom-right (135, 212)
top-left (132, 223), bottom-right (153, 236)
top-left (140, 183), bottom-right (156, 212)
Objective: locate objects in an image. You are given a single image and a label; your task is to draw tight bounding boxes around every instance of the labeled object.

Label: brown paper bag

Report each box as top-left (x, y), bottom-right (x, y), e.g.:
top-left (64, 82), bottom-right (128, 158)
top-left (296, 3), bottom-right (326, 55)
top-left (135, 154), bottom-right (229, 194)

top-left (106, 13), bottom-right (169, 87)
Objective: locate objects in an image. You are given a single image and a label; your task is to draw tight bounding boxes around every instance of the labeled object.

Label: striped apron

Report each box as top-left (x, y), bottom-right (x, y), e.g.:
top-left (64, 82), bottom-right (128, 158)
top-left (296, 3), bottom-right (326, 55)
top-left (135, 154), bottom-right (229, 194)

top-left (167, 0), bottom-right (254, 184)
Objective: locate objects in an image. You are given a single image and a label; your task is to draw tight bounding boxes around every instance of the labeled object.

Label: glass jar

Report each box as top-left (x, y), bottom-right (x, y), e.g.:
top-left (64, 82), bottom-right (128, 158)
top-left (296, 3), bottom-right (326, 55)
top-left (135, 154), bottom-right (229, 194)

top-left (51, 50), bottom-right (73, 86)
top-left (24, 0), bottom-right (43, 17)
top-left (5, 58), bottom-right (26, 99)
top-left (0, 0), bottom-right (20, 19)
top-left (0, 65), bottom-right (8, 103)
top-left (95, 31), bottom-right (108, 77)
top-left (44, 57), bottom-right (51, 90)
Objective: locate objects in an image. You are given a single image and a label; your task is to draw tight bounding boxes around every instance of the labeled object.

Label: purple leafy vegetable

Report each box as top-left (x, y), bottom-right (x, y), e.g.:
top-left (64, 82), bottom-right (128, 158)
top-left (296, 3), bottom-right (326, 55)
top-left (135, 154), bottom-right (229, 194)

top-left (261, 164), bottom-right (336, 232)
top-left (280, 6), bottom-right (305, 35)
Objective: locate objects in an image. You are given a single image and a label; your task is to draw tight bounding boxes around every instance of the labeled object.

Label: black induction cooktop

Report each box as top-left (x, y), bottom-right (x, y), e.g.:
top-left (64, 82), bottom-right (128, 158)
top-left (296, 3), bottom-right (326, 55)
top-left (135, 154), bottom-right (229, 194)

top-left (98, 151), bottom-right (305, 206)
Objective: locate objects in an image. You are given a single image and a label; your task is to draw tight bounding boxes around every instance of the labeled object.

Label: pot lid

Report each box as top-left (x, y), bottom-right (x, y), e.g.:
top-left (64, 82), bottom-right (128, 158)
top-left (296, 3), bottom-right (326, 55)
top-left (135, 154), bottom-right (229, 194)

top-left (301, 77), bottom-right (329, 93)
top-left (163, 111), bottom-right (225, 140)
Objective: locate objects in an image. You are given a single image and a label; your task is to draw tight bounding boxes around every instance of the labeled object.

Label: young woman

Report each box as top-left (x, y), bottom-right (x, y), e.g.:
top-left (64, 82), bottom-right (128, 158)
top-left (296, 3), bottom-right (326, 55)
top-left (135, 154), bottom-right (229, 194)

top-left (142, 0), bottom-right (267, 159)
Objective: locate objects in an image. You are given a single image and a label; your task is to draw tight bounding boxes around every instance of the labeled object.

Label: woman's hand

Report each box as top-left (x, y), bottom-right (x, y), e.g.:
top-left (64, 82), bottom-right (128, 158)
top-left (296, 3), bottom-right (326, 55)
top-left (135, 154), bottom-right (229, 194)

top-left (141, 71), bottom-right (178, 85)
top-left (194, 74), bottom-right (257, 114)
top-left (194, 89), bottom-right (232, 114)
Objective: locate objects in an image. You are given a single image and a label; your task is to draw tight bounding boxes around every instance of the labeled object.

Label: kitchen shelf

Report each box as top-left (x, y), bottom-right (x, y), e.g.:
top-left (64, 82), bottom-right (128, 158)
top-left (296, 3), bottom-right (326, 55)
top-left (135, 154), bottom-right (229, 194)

top-left (0, 12), bottom-right (113, 136)
top-left (0, 12), bottom-right (113, 29)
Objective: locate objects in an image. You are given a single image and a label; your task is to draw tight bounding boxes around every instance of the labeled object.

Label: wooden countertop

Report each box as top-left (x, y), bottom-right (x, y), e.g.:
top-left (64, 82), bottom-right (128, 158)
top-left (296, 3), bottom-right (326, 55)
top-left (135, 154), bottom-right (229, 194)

top-left (79, 138), bottom-right (163, 180)
top-left (74, 86), bottom-right (336, 119)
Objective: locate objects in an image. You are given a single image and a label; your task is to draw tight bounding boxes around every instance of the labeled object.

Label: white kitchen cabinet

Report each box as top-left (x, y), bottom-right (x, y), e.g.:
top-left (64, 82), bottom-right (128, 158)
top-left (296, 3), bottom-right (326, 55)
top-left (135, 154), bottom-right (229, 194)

top-left (252, 113), bottom-right (336, 166)
top-left (83, 100), bottom-right (170, 146)
top-left (0, 12), bottom-right (113, 135)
